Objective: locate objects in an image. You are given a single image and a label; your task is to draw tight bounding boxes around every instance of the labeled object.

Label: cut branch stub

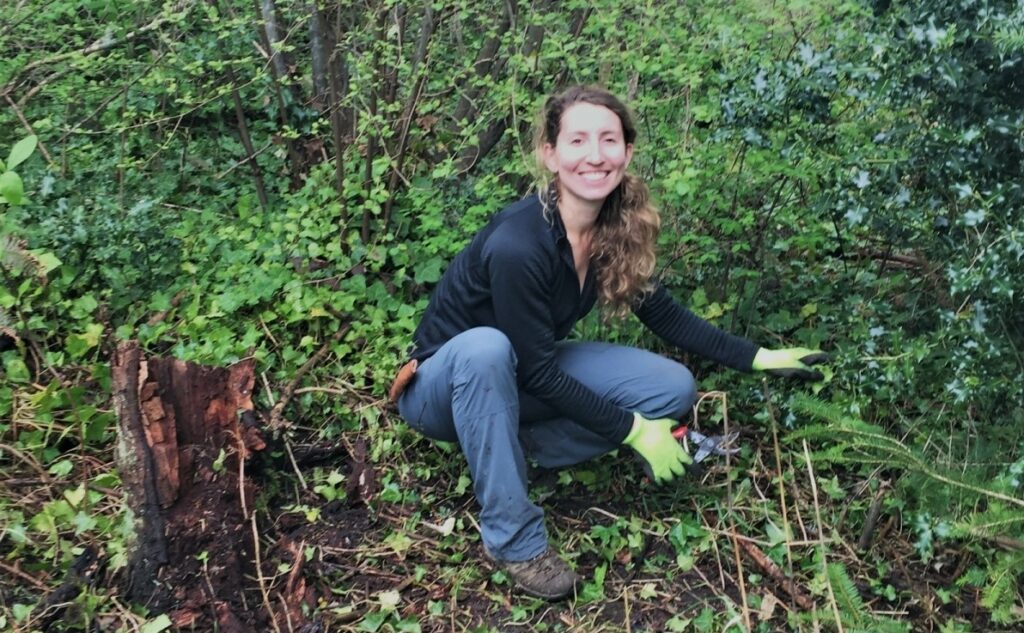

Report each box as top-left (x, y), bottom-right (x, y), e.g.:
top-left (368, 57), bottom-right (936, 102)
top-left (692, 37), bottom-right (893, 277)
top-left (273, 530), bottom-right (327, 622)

top-left (113, 340), bottom-right (266, 626)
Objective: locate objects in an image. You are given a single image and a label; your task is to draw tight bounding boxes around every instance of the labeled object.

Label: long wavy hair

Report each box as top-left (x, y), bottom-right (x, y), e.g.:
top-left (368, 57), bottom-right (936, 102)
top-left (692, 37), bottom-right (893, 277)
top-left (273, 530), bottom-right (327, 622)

top-left (535, 86), bottom-right (661, 317)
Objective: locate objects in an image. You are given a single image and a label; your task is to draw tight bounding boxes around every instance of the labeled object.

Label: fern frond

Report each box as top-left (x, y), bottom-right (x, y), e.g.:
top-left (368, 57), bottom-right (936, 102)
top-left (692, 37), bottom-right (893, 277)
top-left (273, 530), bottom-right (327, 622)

top-left (0, 308), bottom-right (16, 340)
top-left (953, 510), bottom-right (1024, 540)
top-left (828, 562), bottom-right (866, 620)
top-left (790, 395), bottom-right (1024, 510)
top-left (981, 564), bottom-right (1019, 624)
top-left (845, 620), bottom-right (911, 633)
top-left (0, 234), bottom-right (42, 279)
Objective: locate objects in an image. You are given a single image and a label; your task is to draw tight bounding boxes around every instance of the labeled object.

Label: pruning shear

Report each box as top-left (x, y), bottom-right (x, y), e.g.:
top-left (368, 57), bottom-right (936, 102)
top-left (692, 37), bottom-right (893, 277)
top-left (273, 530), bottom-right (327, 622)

top-left (672, 425), bottom-right (741, 464)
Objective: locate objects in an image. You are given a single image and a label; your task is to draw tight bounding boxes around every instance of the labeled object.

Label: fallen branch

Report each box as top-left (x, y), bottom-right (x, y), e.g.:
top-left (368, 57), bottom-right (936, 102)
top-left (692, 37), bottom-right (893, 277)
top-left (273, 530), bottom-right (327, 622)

top-left (735, 537), bottom-right (816, 612)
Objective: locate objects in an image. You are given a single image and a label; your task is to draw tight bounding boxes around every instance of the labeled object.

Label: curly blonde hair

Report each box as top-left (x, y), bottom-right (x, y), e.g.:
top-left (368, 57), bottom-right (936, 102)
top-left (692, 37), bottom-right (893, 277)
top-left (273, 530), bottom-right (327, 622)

top-left (535, 86), bottom-right (661, 317)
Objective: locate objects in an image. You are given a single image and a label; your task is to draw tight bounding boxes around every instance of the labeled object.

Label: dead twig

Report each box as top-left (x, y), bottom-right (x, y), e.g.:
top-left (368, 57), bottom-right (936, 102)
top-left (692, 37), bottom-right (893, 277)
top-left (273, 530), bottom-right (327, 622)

top-left (857, 483), bottom-right (889, 551)
top-left (804, 440), bottom-right (845, 631)
top-left (0, 559), bottom-right (49, 591)
top-left (268, 322), bottom-right (351, 430)
top-left (3, 94), bottom-right (54, 165)
top-left (251, 512), bottom-right (283, 633)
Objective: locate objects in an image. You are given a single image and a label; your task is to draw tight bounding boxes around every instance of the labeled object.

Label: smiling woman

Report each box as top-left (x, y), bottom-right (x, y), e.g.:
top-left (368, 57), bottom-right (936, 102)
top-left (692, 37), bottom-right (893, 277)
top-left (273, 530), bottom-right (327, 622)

top-left (390, 85), bottom-right (829, 600)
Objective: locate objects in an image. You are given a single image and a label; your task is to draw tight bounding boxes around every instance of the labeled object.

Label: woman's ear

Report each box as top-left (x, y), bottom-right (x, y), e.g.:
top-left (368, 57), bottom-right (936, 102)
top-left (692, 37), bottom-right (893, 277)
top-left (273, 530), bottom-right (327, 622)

top-left (624, 143), bottom-right (634, 169)
top-left (541, 143), bottom-right (558, 173)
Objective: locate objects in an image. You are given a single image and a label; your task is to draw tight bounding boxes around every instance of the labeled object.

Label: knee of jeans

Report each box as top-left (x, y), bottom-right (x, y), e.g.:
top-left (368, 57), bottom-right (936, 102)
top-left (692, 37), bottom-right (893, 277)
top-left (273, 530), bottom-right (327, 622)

top-left (661, 363), bottom-right (698, 419)
top-left (453, 327), bottom-right (517, 371)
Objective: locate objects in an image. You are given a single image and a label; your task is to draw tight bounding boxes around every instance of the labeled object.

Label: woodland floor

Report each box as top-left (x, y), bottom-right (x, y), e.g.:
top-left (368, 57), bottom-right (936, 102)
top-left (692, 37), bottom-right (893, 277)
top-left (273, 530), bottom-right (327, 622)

top-left (161, 429), bottom-right (1000, 633)
top-left (1, 419), bottom-right (1005, 632)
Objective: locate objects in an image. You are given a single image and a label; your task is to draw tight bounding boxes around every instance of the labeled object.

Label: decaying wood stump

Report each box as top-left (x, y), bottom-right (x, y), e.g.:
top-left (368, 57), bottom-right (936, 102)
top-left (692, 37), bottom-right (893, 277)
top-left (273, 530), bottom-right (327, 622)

top-left (112, 340), bottom-right (267, 631)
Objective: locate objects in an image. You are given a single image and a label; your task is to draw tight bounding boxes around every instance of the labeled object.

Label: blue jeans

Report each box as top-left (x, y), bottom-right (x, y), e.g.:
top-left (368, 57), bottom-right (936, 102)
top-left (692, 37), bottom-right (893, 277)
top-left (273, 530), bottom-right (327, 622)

top-left (397, 327), bottom-right (697, 562)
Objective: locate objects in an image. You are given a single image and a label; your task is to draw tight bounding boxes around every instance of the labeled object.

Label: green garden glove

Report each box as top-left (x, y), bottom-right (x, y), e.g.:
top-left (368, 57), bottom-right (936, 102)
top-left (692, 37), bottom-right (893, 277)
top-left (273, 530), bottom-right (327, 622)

top-left (623, 413), bottom-right (692, 483)
top-left (752, 347), bottom-right (830, 381)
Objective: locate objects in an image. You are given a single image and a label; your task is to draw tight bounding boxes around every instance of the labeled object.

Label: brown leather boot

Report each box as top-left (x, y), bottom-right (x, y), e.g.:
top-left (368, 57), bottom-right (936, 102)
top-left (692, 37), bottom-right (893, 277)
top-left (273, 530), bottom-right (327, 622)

top-left (488, 548), bottom-right (580, 600)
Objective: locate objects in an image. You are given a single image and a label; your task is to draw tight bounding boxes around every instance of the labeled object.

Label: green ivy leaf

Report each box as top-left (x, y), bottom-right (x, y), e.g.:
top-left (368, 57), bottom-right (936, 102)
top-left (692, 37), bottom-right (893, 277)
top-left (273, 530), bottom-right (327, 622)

top-left (6, 136), bottom-right (37, 170)
top-left (11, 603), bottom-right (33, 623)
top-left (414, 257), bottom-right (443, 284)
top-left (2, 353), bottom-right (30, 383)
top-left (359, 611), bottom-right (387, 632)
top-left (0, 171), bottom-right (25, 205)
top-left (139, 614), bottom-right (172, 633)
top-left (34, 252), bottom-right (61, 274)
top-left (64, 483), bottom-right (87, 507)
top-left (66, 323), bottom-right (104, 358)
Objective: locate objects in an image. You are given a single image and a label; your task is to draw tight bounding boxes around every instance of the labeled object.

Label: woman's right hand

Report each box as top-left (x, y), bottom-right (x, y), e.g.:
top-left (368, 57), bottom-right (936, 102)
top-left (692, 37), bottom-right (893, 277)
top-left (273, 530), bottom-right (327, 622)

top-left (623, 413), bottom-right (692, 483)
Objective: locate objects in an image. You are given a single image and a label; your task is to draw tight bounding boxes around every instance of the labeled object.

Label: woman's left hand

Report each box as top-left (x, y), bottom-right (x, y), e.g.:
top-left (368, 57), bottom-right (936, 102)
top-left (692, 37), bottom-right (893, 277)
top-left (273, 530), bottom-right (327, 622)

top-left (752, 347), bottom-right (830, 381)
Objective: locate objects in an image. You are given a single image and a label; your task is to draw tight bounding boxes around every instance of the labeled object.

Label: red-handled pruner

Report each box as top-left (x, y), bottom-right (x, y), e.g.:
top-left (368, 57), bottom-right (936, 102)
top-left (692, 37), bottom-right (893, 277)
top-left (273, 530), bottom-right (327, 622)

top-left (672, 426), bottom-right (741, 463)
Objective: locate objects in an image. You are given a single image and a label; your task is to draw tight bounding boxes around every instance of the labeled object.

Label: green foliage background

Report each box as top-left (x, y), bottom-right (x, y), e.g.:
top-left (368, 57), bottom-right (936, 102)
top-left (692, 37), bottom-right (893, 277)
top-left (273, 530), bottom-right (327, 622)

top-left (1, 0), bottom-right (1023, 630)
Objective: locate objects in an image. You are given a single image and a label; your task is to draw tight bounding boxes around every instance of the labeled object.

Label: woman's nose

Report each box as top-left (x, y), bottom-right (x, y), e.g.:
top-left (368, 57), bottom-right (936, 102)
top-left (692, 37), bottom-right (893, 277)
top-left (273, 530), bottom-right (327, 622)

top-left (586, 142), bottom-right (602, 163)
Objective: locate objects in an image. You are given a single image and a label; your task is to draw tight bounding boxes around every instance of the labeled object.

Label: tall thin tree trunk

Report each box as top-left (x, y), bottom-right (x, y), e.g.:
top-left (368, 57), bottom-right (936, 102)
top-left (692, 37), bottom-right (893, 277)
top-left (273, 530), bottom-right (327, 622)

top-left (382, 4), bottom-right (407, 107)
top-left (382, 1), bottom-right (436, 231)
top-left (309, 1), bottom-right (329, 108)
top-left (362, 8), bottom-right (387, 244)
top-left (243, 0), bottom-right (303, 186)
top-left (450, 13), bottom-right (511, 128)
top-left (457, 7), bottom-right (549, 174)
top-left (326, 3), bottom-right (353, 239)
top-left (259, 0), bottom-right (289, 81)
top-left (226, 66), bottom-right (270, 212)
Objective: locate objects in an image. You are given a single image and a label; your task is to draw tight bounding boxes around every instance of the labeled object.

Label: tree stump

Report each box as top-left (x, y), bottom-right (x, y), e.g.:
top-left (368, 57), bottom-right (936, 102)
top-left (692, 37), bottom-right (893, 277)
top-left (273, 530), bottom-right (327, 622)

top-left (112, 340), bottom-right (266, 631)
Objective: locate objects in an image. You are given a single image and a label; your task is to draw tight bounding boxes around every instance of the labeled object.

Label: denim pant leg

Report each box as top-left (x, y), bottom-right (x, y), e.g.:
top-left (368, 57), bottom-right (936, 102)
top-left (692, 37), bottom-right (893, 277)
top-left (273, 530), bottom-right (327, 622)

top-left (518, 341), bottom-right (697, 468)
top-left (397, 327), bottom-right (547, 562)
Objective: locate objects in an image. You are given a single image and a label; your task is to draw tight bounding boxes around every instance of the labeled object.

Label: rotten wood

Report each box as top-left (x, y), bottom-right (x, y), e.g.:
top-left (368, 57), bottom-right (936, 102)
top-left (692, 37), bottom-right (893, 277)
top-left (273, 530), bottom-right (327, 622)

top-left (113, 340), bottom-right (269, 627)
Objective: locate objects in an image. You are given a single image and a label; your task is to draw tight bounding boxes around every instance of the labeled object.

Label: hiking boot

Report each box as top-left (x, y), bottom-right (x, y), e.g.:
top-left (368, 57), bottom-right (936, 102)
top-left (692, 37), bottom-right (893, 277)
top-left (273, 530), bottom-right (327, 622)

top-left (487, 547), bottom-right (580, 600)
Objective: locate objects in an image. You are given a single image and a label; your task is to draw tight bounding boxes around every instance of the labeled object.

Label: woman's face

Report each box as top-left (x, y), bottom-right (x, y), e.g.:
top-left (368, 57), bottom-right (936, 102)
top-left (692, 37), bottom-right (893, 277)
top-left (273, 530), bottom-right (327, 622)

top-left (543, 102), bottom-right (634, 212)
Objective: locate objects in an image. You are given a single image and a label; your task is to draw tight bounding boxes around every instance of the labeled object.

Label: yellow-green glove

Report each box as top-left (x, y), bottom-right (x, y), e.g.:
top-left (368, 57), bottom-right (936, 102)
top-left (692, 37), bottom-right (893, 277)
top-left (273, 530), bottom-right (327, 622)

top-left (623, 413), bottom-right (692, 483)
top-left (752, 347), bottom-right (830, 381)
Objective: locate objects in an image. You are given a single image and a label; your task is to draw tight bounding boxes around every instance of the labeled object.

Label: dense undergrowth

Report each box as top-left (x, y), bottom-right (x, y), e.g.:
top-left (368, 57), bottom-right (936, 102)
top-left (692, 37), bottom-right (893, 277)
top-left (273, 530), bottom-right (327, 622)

top-left (1, 0), bottom-right (1023, 631)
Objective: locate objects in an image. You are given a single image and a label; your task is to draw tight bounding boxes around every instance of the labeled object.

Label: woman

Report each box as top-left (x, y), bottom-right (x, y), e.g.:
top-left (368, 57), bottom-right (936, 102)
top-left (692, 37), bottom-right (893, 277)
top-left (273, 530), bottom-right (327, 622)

top-left (393, 86), bottom-right (827, 599)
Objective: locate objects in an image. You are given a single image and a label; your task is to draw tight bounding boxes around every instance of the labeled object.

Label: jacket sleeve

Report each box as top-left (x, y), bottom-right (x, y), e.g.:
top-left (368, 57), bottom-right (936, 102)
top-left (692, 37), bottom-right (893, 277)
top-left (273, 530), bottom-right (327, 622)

top-left (633, 283), bottom-right (759, 371)
top-left (483, 236), bottom-right (634, 443)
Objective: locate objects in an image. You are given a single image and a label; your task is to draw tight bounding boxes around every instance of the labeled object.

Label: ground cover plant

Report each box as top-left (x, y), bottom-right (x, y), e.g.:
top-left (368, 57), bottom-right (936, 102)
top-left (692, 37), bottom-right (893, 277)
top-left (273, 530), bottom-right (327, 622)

top-left (1, 0), bottom-right (1022, 630)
